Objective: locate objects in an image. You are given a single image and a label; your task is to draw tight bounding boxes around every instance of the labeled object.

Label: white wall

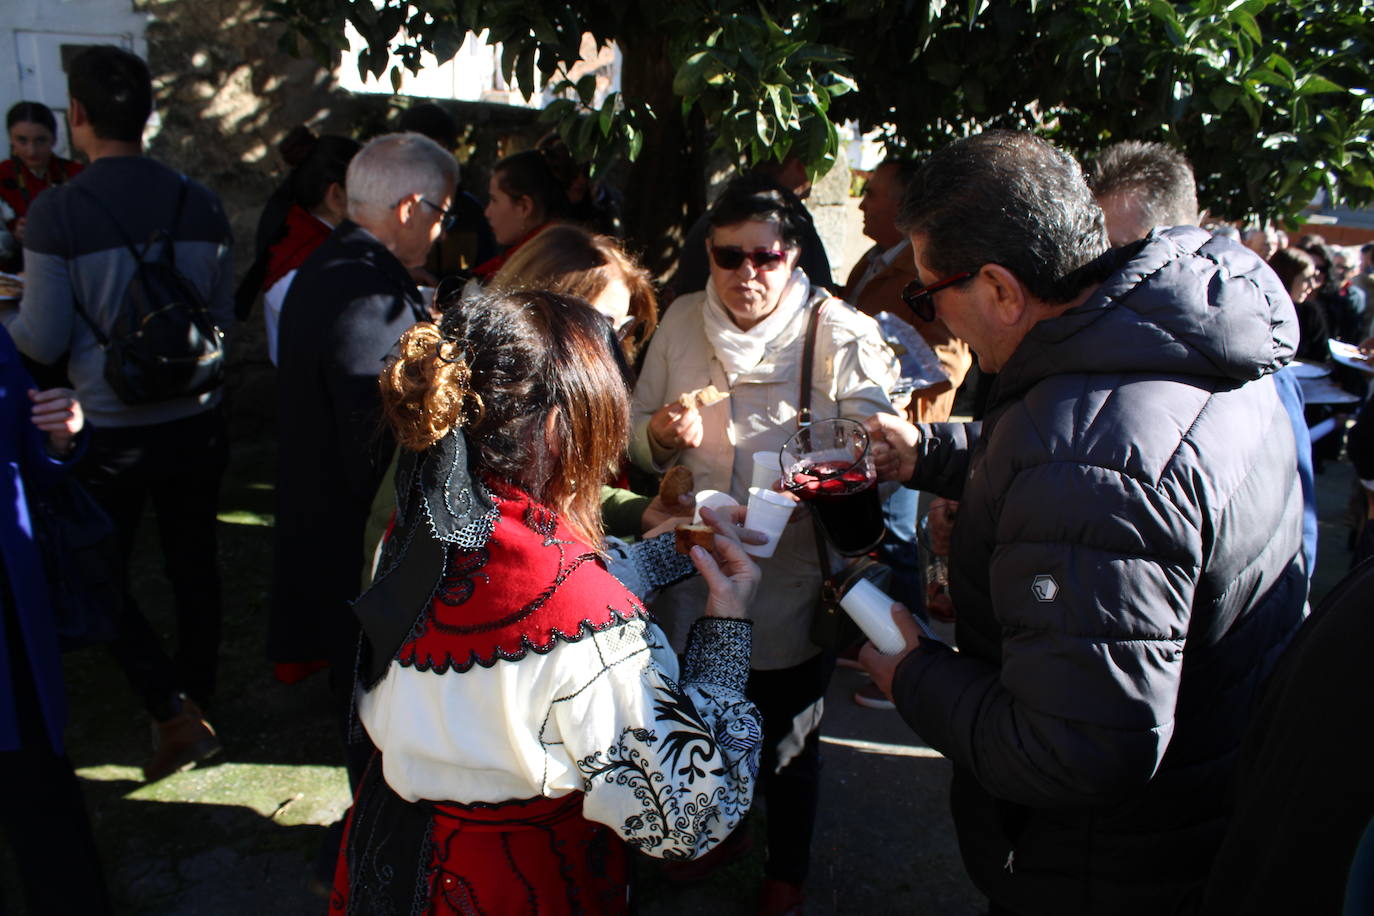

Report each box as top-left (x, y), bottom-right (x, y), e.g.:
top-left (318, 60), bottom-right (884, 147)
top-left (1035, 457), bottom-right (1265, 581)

top-left (0, 0), bottom-right (149, 157)
top-left (337, 26), bottom-right (621, 111)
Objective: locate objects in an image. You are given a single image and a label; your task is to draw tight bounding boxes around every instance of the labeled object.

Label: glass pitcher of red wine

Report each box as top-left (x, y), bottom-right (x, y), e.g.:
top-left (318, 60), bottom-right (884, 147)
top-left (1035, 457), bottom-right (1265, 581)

top-left (779, 417), bottom-right (885, 557)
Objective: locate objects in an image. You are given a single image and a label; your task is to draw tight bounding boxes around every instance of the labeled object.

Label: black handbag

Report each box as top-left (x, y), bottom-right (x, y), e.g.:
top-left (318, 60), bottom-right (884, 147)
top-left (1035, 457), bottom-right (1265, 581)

top-left (27, 474), bottom-right (122, 651)
top-left (797, 298), bottom-right (893, 651)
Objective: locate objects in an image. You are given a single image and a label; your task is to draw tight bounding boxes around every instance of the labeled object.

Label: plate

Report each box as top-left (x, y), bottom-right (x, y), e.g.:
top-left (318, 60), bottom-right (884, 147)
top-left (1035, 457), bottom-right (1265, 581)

top-left (1329, 339), bottom-right (1374, 375)
top-left (1298, 376), bottom-right (1363, 405)
top-left (875, 311), bottom-right (948, 390)
top-left (1286, 359), bottom-right (1330, 379)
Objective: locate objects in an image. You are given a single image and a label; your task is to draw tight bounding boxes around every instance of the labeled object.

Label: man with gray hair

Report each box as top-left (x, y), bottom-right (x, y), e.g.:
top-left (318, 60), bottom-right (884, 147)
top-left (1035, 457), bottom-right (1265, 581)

top-left (859, 131), bottom-right (1306, 915)
top-left (1086, 139), bottom-right (1199, 246)
top-left (270, 131), bottom-right (456, 805)
top-left (1242, 225), bottom-right (1281, 261)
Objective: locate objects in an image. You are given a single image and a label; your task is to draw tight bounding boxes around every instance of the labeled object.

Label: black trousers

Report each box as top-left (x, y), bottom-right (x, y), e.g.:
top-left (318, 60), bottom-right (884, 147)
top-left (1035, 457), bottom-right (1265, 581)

top-left (746, 650), bottom-right (835, 887)
top-left (78, 408), bottom-right (229, 721)
top-left (0, 573), bottom-right (111, 915)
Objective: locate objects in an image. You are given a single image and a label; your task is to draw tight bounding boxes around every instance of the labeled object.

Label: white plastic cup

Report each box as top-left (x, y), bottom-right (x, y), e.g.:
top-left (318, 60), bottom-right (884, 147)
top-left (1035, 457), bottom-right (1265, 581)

top-left (692, 489), bottom-right (739, 524)
top-left (839, 579), bottom-right (908, 655)
top-left (743, 486), bottom-right (796, 558)
top-left (750, 450), bottom-right (788, 491)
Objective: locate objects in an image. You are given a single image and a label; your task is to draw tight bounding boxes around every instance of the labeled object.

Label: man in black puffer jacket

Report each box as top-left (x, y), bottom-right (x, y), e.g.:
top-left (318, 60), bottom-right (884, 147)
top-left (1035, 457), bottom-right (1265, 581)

top-left (859, 131), bottom-right (1308, 915)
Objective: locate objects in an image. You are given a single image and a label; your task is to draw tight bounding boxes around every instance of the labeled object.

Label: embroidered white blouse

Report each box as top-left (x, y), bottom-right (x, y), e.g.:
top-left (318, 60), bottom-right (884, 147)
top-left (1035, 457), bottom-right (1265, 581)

top-left (358, 615), bottom-right (761, 859)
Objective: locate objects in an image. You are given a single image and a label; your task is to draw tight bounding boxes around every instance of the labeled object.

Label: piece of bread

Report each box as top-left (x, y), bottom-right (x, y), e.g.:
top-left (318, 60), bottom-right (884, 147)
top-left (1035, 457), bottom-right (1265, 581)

top-left (676, 383), bottom-right (730, 410)
top-left (674, 524), bottom-right (715, 555)
top-left (658, 465), bottom-right (694, 506)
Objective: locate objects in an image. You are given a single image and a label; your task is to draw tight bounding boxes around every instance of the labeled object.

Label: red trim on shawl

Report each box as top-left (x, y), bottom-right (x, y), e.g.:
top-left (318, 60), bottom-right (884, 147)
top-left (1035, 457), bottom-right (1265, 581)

top-left (471, 223), bottom-right (548, 280)
top-left (263, 204), bottom-right (333, 290)
top-left (396, 482), bottom-right (647, 673)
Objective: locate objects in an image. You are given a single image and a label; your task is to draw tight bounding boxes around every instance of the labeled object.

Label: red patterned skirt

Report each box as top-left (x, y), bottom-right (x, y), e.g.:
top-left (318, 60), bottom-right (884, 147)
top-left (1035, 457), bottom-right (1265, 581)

top-left (332, 757), bottom-right (631, 915)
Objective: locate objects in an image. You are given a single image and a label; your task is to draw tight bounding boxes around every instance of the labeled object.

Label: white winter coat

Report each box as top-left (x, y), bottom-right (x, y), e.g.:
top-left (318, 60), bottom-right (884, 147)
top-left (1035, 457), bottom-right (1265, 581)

top-left (630, 282), bottom-right (899, 669)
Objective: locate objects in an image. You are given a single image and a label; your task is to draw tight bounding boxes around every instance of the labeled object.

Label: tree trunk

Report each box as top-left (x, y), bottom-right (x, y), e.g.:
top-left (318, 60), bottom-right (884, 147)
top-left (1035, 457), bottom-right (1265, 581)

top-left (617, 35), bottom-right (707, 284)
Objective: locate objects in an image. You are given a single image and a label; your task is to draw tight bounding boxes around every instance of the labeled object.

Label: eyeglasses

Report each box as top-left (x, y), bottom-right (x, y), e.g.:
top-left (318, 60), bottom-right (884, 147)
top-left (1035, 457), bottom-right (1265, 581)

top-left (415, 196), bottom-right (460, 233)
top-left (709, 245), bottom-right (788, 271)
top-left (901, 271), bottom-right (974, 323)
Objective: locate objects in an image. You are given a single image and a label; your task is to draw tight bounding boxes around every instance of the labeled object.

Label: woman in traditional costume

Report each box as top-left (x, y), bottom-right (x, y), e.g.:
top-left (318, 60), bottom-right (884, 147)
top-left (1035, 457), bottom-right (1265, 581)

top-left (332, 289), bottom-right (763, 914)
top-left (0, 102), bottom-right (83, 271)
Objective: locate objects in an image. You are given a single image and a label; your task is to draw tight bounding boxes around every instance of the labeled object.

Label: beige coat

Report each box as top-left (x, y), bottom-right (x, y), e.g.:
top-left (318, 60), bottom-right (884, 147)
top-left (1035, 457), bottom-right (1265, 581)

top-left (630, 284), bottom-right (899, 670)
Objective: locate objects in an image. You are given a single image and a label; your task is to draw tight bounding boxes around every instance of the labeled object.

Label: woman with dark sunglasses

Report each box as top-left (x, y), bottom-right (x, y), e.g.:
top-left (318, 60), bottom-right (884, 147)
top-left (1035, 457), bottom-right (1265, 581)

top-left (629, 175), bottom-right (900, 915)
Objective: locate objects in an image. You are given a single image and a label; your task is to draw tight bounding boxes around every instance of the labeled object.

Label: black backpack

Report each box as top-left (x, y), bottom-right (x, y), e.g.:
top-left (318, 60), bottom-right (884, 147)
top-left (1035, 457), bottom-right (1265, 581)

top-left (71, 175), bottom-right (225, 404)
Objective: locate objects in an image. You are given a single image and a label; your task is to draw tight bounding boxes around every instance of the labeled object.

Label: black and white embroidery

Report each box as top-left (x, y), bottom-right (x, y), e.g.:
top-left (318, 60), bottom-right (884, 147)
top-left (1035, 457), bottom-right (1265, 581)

top-left (681, 618), bottom-right (752, 694)
top-left (569, 643), bottom-right (762, 860)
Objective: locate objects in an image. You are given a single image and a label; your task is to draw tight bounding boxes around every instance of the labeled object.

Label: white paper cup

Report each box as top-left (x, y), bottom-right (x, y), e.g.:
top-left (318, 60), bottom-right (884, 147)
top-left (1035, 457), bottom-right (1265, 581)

top-left (743, 486), bottom-right (795, 558)
top-left (692, 489), bottom-right (739, 524)
top-left (750, 450), bottom-right (786, 491)
top-left (839, 579), bottom-right (908, 655)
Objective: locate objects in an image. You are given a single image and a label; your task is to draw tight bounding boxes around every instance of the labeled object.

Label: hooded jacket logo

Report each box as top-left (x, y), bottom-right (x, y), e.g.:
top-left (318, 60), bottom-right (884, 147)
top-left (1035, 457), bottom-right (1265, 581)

top-left (1032, 575), bottom-right (1058, 602)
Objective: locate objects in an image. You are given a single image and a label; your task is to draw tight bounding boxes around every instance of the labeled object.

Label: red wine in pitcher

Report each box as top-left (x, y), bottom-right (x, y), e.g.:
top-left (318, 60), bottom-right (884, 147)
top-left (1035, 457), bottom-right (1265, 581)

top-left (787, 458), bottom-right (885, 556)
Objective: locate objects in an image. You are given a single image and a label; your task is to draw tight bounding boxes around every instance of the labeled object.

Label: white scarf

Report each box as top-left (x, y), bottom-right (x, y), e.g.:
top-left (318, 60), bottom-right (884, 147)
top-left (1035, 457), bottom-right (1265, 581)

top-left (703, 266), bottom-right (810, 384)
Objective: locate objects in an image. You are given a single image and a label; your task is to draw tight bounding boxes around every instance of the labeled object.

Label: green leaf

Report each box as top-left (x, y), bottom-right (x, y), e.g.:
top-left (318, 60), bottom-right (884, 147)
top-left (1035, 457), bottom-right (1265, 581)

top-left (539, 97), bottom-right (576, 124)
top-left (1296, 75), bottom-right (1346, 96)
top-left (516, 44), bottom-right (538, 99)
top-left (389, 66), bottom-right (403, 93)
top-left (1209, 84), bottom-right (1240, 112)
top-left (1266, 53), bottom-right (1296, 81)
top-left (576, 73), bottom-right (597, 104)
top-left (1231, 10), bottom-right (1261, 44)
top-left (599, 93), bottom-right (616, 136)
top-left (673, 50), bottom-right (714, 97)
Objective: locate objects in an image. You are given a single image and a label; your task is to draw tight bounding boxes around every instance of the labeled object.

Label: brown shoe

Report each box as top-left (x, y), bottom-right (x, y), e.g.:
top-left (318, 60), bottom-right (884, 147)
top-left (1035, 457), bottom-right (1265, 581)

top-left (757, 878), bottom-right (804, 916)
top-left (143, 698), bottom-right (221, 782)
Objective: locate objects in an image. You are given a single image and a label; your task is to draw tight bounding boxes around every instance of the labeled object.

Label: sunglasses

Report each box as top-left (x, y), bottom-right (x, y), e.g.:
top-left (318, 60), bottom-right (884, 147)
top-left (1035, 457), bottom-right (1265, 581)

top-left (901, 271), bottom-right (974, 322)
top-left (709, 245), bottom-right (788, 271)
top-left (418, 196), bottom-right (460, 233)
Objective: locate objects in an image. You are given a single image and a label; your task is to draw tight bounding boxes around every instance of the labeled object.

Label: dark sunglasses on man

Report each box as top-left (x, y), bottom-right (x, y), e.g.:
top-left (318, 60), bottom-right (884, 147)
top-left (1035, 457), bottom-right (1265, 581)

top-left (709, 245), bottom-right (788, 271)
top-left (901, 271), bottom-right (973, 323)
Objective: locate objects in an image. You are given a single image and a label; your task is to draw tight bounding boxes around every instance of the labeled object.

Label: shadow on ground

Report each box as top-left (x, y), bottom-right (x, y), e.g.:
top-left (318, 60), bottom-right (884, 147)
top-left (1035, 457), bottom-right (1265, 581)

top-left (0, 417), bottom-right (1361, 914)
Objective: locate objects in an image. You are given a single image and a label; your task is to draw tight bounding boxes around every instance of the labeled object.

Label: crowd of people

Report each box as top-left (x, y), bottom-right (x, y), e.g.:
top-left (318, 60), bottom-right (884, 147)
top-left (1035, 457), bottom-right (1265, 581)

top-left (1, 41), bottom-right (1373, 916)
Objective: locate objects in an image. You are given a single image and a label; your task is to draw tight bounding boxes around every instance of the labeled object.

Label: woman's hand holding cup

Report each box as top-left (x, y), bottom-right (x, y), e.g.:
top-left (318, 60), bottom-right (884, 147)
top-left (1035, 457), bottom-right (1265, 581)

top-left (692, 505), bottom-right (763, 619)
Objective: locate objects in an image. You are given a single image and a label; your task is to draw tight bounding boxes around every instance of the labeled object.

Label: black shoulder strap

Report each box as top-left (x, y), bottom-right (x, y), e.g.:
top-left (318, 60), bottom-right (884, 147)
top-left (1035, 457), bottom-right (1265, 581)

top-left (66, 173), bottom-right (192, 347)
top-left (798, 296), bottom-right (835, 585)
top-left (798, 296), bottom-right (827, 428)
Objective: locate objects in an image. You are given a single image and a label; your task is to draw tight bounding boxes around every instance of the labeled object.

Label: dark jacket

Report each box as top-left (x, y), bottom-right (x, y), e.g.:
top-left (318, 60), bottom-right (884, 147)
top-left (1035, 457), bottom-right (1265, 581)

top-left (1199, 557), bottom-right (1374, 915)
top-left (269, 220), bottom-right (426, 665)
top-left (893, 227), bottom-right (1308, 915)
top-left (0, 326), bottom-right (81, 753)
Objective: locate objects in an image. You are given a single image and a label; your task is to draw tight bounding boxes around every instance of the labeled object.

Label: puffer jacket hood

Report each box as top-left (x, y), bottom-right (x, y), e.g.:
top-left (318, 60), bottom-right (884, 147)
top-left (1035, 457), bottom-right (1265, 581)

top-left (996, 226), bottom-right (1297, 406)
